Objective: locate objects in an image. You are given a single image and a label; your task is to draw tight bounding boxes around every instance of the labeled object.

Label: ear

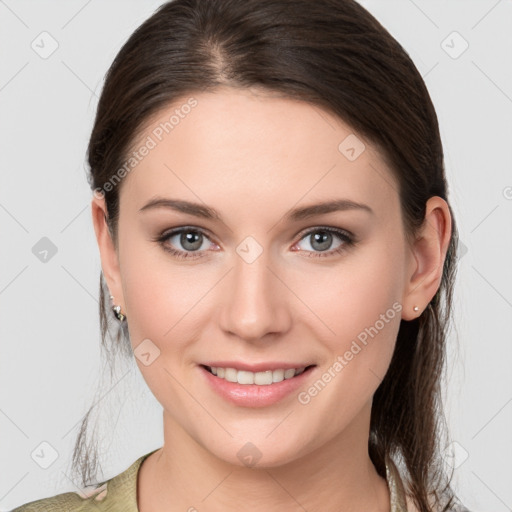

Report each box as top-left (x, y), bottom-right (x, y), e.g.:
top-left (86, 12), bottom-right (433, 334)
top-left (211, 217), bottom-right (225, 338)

top-left (401, 196), bottom-right (452, 321)
top-left (91, 194), bottom-right (125, 312)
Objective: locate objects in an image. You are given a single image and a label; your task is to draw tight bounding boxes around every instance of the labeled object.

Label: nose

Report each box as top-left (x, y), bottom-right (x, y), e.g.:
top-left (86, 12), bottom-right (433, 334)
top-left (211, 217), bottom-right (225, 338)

top-left (218, 252), bottom-right (292, 343)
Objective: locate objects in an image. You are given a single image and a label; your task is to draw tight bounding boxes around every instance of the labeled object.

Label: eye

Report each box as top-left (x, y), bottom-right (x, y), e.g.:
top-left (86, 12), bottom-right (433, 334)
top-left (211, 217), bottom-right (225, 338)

top-left (154, 225), bottom-right (355, 260)
top-left (155, 227), bottom-right (217, 260)
top-left (293, 227), bottom-right (355, 258)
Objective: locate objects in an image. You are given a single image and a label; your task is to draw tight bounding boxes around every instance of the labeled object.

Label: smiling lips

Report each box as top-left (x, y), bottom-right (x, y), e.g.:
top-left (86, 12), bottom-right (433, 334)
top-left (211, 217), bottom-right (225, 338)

top-left (205, 365), bottom-right (308, 385)
top-left (201, 361), bottom-right (316, 386)
top-left (199, 363), bottom-right (316, 407)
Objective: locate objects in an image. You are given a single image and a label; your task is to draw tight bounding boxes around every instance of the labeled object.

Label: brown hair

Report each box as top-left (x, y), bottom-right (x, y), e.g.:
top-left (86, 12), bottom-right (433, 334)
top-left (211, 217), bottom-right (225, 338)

top-left (76, 1), bottom-right (462, 510)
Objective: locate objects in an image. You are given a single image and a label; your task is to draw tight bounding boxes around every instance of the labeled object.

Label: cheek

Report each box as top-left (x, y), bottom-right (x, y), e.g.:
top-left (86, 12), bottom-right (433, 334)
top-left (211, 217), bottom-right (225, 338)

top-left (118, 247), bottom-right (207, 410)
top-left (296, 242), bottom-right (404, 391)
top-left (119, 242), bottom-right (214, 355)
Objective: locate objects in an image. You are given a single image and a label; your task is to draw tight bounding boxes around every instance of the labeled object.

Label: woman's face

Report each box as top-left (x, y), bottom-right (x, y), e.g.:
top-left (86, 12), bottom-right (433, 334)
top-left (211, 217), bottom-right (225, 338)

top-left (94, 86), bottom-right (424, 467)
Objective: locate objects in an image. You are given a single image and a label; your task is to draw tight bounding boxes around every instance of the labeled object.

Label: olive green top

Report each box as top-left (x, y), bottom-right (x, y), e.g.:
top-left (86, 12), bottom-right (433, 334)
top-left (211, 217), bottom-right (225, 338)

top-left (11, 450), bottom-right (408, 511)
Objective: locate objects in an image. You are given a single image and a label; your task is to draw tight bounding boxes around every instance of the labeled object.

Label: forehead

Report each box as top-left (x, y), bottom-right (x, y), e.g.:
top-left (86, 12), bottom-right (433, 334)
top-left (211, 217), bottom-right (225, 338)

top-left (120, 87), bottom-right (399, 220)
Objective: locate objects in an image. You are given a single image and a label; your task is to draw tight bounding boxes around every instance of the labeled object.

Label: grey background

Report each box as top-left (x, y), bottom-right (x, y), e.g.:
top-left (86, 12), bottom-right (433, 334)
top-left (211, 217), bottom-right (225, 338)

top-left (1, 0), bottom-right (511, 510)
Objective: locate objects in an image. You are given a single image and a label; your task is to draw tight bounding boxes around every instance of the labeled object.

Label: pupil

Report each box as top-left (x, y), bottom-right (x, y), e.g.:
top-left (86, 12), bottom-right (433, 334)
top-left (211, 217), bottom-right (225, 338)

top-left (312, 231), bottom-right (332, 251)
top-left (182, 231), bottom-right (202, 251)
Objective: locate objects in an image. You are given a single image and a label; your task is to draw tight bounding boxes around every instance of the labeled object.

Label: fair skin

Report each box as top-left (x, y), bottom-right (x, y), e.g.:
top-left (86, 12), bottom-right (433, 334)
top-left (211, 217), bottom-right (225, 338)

top-left (92, 86), bottom-right (450, 511)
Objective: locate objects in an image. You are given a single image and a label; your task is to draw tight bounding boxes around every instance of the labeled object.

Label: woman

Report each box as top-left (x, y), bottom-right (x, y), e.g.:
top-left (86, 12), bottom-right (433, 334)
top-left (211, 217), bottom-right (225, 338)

top-left (12, 0), bottom-right (470, 510)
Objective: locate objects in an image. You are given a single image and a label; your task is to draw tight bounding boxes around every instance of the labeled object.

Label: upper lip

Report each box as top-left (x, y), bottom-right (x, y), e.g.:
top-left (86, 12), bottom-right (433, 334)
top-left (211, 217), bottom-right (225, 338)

top-left (201, 361), bottom-right (315, 372)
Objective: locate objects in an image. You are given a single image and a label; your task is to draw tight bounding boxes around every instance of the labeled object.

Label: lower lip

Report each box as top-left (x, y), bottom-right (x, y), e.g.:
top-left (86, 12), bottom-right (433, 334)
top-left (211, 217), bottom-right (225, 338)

top-left (199, 365), bottom-right (316, 408)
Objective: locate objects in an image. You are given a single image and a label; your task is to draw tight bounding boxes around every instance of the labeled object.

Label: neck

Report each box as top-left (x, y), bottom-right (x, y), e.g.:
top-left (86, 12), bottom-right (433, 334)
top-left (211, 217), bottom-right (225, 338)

top-left (137, 403), bottom-right (390, 512)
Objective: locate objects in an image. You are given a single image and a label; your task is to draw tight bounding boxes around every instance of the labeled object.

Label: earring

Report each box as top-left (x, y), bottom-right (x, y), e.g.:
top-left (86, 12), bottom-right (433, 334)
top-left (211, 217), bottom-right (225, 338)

top-left (109, 294), bottom-right (126, 322)
top-left (413, 305), bottom-right (419, 312)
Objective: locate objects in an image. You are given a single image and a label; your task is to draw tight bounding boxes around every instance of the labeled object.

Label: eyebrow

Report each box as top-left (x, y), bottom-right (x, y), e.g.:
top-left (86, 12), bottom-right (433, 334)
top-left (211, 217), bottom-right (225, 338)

top-left (139, 197), bottom-right (374, 221)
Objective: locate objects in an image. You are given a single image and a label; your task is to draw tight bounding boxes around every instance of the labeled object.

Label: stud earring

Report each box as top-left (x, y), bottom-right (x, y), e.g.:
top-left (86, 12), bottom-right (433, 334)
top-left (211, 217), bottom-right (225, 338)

top-left (109, 294), bottom-right (126, 322)
top-left (413, 305), bottom-right (419, 312)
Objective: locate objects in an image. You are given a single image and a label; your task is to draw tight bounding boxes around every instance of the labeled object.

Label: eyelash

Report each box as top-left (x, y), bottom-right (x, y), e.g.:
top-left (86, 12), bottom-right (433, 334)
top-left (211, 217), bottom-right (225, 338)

top-left (154, 226), bottom-right (355, 261)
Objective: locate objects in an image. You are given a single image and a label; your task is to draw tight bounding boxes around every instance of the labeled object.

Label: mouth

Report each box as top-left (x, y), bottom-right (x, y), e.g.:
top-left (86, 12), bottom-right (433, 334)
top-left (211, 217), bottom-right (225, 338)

top-left (200, 364), bottom-right (317, 386)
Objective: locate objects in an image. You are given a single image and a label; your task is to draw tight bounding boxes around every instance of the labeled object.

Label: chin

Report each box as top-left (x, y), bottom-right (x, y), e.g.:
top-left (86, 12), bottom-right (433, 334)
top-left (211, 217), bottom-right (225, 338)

top-left (203, 435), bottom-right (310, 469)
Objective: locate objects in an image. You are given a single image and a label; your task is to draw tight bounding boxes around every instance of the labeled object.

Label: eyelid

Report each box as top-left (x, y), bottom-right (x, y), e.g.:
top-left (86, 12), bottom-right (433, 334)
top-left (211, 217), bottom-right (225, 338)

top-left (158, 225), bottom-right (219, 244)
top-left (295, 225), bottom-right (354, 240)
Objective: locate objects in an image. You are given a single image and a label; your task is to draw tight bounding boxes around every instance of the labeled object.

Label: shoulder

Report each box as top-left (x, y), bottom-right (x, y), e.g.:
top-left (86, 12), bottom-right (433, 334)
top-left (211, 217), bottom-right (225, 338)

top-left (404, 494), bottom-right (474, 512)
top-left (10, 483), bottom-right (109, 512)
top-left (386, 456), bottom-right (472, 512)
top-left (10, 449), bottom-right (158, 512)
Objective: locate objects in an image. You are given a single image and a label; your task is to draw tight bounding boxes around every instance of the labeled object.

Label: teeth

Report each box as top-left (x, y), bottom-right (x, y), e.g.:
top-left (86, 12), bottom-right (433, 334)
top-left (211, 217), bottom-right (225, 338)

top-left (208, 366), bottom-right (307, 385)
